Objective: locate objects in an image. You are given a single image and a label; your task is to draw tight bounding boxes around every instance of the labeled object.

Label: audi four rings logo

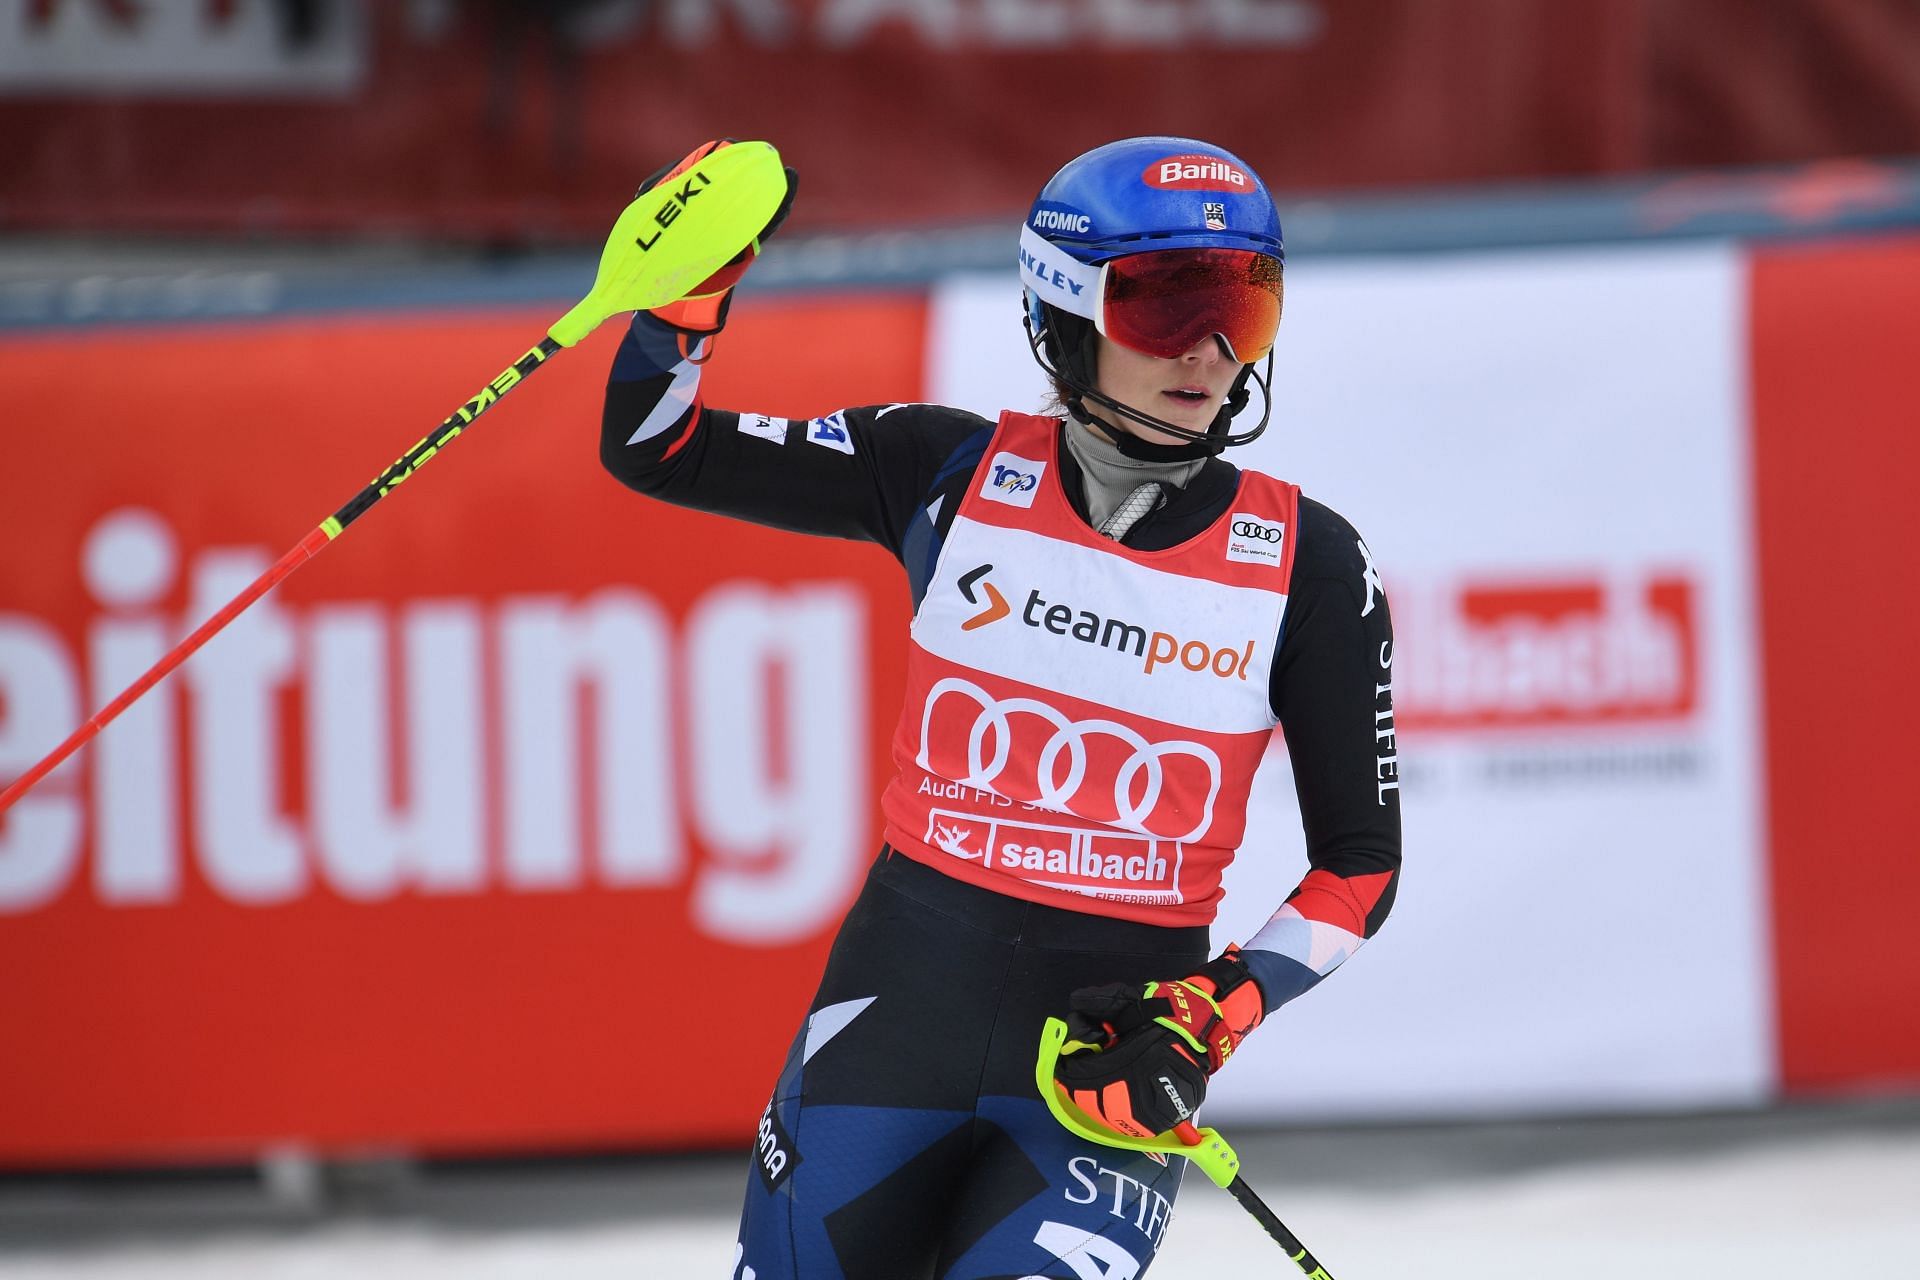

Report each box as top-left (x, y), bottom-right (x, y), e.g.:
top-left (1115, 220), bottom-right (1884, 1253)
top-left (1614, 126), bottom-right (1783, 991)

top-left (917, 677), bottom-right (1222, 842)
top-left (1226, 512), bottom-right (1285, 567)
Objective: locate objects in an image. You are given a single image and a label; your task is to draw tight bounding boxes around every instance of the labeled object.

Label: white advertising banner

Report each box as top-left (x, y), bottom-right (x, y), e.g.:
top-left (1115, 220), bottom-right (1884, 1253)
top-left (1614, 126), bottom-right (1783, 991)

top-left (928, 242), bottom-right (1773, 1118)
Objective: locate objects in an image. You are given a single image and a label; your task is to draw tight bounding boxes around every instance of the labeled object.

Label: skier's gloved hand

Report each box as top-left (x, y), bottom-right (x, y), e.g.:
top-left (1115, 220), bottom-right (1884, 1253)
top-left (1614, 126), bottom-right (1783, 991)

top-left (1054, 947), bottom-right (1265, 1140)
top-left (639, 139), bottom-right (798, 341)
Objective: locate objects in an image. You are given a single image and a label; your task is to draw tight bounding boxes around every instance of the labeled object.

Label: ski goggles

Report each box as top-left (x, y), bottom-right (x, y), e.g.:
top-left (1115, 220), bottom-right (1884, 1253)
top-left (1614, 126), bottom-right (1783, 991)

top-left (1097, 248), bottom-right (1283, 364)
top-left (1019, 225), bottom-right (1283, 364)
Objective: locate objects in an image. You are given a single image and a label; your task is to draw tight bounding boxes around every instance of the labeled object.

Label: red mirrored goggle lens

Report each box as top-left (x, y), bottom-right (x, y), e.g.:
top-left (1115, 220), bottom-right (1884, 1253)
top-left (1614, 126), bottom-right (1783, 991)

top-left (1098, 249), bottom-right (1284, 364)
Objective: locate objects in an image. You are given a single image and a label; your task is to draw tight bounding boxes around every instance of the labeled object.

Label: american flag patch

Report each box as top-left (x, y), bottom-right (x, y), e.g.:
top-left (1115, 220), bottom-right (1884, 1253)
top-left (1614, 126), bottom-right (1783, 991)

top-left (1203, 201), bottom-right (1226, 230)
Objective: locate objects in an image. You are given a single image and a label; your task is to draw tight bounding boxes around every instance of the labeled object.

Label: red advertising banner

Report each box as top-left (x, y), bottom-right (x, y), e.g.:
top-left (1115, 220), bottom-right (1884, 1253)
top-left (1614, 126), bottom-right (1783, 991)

top-left (1750, 234), bottom-right (1920, 1092)
top-left (10, 0), bottom-right (1914, 241)
top-left (1394, 576), bottom-right (1701, 733)
top-left (6, 232), bottom-right (1920, 1169)
top-left (0, 294), bottom-right (928, 1164)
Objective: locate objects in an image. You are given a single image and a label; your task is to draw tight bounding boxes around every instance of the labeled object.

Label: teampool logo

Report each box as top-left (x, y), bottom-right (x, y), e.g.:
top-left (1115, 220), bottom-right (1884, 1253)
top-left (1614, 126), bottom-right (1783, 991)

top-left (953, 565), bottom-right (1256, 681)
top-left (957, 564), bottom-right (1011, 631)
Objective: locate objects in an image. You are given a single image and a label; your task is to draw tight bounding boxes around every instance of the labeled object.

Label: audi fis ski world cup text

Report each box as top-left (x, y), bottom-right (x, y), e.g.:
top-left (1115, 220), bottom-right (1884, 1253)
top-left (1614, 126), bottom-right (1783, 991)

top-left (1225, 513), bottom-right (1285, 567)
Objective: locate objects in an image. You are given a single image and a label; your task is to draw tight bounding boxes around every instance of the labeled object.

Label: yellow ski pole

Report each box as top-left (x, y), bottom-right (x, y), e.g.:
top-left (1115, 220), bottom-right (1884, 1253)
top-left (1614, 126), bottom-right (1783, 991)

top-left (1036, 1017), bottom-right (1340, 1279)
top-left (0, 141), bottom-right (793, 817)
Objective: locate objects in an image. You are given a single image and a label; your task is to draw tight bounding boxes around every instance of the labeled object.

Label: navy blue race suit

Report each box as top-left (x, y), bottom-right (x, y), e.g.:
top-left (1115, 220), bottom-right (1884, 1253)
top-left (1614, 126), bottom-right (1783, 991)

top-left (603, 315), bottom-right (1400, 1279)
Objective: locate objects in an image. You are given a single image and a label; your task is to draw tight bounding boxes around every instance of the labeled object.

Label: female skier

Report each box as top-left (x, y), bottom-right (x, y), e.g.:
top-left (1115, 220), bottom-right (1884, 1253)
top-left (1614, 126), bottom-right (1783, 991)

top-left (603, 136), bottom-right (1401, 1280)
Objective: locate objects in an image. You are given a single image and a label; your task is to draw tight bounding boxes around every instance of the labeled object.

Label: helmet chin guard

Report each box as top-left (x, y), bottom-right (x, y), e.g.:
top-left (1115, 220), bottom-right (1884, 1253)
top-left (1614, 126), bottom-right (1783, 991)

top-left (1022, 303), bottom-right (1272, 460)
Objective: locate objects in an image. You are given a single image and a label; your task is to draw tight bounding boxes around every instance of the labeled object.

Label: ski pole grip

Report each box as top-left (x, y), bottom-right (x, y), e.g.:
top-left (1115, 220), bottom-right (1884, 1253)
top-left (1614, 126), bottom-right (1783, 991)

top-left (1034, 1017), bottom-right (1242, 1189)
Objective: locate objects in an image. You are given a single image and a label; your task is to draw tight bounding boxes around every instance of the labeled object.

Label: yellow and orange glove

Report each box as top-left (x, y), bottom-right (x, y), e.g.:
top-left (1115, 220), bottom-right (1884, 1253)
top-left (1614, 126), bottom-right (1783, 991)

top-left (639, 139), bottom-right (798, 344)
top-left (1055, 947), bottom-right (1266, 1140)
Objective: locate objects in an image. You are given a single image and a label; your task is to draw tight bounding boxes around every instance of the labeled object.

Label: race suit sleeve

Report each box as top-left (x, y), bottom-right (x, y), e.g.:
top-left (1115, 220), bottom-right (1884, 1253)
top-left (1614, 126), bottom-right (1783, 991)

top-left (599, 312), bottom-right (990, 557)
top-left (1236, 497), bottom-right (1403, 1012)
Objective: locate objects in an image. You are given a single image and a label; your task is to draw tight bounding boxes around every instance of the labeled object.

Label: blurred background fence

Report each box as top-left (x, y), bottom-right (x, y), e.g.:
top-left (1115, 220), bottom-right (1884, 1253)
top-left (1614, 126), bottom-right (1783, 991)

top-left (1, 0), bottom-right (1918, 1176)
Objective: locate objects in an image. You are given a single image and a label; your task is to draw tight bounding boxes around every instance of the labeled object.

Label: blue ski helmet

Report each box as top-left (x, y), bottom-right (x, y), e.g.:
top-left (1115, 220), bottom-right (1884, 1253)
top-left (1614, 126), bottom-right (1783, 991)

top-left (1020, 137), bottom-right (1285, 456)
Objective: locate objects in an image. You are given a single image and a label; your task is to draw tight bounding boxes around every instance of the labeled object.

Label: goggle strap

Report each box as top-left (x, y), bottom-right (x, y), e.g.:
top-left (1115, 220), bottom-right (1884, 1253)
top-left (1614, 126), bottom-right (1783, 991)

top-left (1018, 224), bottom-right (1100, 321)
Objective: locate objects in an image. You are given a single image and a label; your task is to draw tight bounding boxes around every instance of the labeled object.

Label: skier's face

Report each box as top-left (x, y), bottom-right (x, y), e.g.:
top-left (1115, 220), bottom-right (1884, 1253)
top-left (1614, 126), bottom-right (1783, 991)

top-left (1090, 334), bottom-right (1238, 445)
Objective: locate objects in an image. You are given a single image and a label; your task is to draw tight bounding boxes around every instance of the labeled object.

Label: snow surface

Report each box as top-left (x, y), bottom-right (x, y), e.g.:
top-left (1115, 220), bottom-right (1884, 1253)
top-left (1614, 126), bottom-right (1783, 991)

top-left (3, 1131), bottom-right (1917, 1278)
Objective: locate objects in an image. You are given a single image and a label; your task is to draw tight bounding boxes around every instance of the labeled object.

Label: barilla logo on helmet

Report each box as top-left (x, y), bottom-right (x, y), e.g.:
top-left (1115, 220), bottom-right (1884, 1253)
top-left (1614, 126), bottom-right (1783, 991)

top-left (1145, 154), bottom-right (1252, 192)
top-left (1030, 201), bottom-right (1094, 237)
